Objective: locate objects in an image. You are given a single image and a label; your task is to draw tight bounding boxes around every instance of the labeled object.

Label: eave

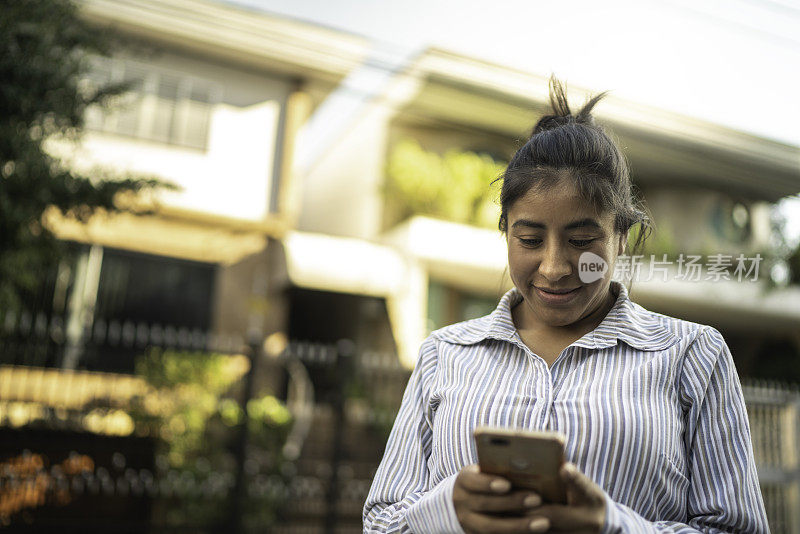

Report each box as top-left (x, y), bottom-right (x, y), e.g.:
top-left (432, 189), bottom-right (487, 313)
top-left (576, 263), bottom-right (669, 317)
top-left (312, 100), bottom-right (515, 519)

top-left (78, 0), bottom-right (370, 84)
top-left (406, 49), bottom-right (800, 201)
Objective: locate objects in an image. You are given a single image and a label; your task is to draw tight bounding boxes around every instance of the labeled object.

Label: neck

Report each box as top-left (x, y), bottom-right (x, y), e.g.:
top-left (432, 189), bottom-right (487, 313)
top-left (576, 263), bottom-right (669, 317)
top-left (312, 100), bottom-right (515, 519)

top-left (516, 282), bottom-right (618, 337)
top-left (573, 286), bottom-right (617, 331)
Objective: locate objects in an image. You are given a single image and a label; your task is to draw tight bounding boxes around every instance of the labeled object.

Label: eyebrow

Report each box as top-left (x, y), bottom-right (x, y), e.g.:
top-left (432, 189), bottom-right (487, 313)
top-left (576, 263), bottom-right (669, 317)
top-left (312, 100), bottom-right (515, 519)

top-left (510, 218), bottom-right (603, 231)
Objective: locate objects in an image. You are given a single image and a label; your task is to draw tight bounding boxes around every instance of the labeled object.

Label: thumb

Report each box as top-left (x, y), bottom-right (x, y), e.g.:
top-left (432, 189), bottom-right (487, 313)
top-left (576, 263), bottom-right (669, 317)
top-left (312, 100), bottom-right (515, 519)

top-left (561, 462), bottom-right (605, 507)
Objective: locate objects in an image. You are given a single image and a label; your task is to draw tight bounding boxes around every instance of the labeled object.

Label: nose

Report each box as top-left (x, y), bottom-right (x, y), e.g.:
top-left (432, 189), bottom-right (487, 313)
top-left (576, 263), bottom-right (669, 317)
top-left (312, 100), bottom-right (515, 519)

top-left (538, 241), bottom-right (572, 282)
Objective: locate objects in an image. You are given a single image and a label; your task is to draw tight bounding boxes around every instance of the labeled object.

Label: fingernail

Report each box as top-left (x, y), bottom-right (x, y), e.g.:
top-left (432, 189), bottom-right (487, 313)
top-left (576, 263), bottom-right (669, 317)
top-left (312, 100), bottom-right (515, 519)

top-left (523, 494), bottom-right (541, 507)
top-left (529, 517), bottom-right (549, 532)
top-left (489, 479), bottom-right (510, 493)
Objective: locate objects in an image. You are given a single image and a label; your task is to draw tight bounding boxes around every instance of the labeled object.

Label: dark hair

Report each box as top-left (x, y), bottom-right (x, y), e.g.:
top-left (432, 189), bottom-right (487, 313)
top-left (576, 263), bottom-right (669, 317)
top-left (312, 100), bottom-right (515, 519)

top-left (494, 75), bottom-right (652, 255)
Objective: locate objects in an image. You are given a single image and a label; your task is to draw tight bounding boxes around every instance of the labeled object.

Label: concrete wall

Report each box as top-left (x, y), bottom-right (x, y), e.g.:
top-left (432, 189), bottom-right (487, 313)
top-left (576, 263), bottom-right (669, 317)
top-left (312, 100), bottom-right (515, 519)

top-left (295, 68), bottom-right (424, 240)
top-left (296, 110), bottom-right (390, 239)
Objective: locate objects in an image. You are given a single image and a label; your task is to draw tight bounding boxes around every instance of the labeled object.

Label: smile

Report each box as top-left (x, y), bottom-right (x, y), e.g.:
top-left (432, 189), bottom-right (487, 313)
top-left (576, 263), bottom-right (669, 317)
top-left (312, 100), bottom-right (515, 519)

top-left (534, 285), bottom-right (581, 304)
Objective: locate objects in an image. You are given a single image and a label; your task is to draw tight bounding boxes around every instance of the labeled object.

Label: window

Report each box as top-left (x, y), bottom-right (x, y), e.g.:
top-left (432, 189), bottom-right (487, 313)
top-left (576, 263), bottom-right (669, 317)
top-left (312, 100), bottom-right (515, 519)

top-left (85, 248), bottom-right (217, 373)
top-left (94, 248), bottom-right (215, 329)
top-left (84, 57), bottom-right (221, 150)
top-left (711, 198), bottom-right (752, 244)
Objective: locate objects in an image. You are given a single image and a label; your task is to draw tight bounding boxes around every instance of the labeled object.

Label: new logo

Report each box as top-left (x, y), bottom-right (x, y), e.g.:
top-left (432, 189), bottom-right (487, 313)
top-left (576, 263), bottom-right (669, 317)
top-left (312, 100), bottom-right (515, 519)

top-left (578, 252), bottom-right (608, 283)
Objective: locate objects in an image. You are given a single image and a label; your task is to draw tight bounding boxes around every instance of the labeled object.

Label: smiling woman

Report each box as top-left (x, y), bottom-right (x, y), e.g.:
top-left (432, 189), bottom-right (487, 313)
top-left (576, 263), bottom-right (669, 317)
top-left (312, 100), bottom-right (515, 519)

top-left (363, 76), bottom-right (769, 533)
top-left (506, 183), bottom-right (626, 367)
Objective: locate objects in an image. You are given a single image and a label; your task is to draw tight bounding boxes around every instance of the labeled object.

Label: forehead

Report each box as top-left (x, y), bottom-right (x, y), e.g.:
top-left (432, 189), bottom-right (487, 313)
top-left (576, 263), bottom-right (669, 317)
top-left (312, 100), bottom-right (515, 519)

top-left (508, 181), bottom-right (613, 226)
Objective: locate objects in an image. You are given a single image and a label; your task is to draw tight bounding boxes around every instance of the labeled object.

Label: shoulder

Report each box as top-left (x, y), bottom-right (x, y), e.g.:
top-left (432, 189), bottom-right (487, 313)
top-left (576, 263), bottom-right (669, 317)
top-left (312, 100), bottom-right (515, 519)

top-left (620, 302), bottom-right (737, 402)
top-left (424, 287), bottom-right (518, 347)
top-left (640, 303), bottom-right (728, 350)
top-left (620, 297), bottom-right (720, 350)
top-left (629, 302), bottom-right (735, 382)
top-left (427, 314), bottom-right (496, 346)
top-left (406, 317), bottom-right (495, 388)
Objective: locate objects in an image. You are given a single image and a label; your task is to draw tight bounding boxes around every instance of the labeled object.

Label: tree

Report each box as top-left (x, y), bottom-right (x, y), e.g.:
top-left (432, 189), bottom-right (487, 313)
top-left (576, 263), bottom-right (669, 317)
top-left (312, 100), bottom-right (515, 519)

top-left (0, 0), bottom-right (166, 309)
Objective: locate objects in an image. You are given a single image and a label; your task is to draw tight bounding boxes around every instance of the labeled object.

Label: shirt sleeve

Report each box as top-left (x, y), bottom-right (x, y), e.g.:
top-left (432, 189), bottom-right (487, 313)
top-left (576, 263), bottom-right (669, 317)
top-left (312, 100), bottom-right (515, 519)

top-left (602, 326), bottom-right (770, 533)
top-left (363, 336), bottom-right (465, 533)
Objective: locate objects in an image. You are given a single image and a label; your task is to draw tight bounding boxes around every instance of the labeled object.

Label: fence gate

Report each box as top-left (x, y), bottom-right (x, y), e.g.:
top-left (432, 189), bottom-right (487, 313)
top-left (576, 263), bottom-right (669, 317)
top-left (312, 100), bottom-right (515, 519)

top-left (743, 381), bottom-right (800, 534)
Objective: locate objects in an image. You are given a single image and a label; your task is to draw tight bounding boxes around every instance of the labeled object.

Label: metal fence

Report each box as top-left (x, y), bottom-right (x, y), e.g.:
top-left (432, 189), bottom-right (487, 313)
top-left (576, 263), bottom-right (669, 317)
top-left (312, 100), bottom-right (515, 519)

top-left (0, 307), bottom-right (409, 532)
top-left (742, 380), bottom-right (800, 534)
top-left (1, 309), bottom-right (799, 532)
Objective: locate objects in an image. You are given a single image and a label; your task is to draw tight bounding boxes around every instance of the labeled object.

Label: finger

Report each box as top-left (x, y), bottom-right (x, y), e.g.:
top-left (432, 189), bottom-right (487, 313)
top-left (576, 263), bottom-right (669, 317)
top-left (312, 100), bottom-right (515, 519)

top-left (560, 463), bottom-right (605, 507)
top-left (463, 511), bottom-right (551, 534)
top-left (458, 465), bottom-right (513, 494)
top-left (464, 491), bottom-right (543, 514)
top-left (531, 504), bottom-right (605, 532)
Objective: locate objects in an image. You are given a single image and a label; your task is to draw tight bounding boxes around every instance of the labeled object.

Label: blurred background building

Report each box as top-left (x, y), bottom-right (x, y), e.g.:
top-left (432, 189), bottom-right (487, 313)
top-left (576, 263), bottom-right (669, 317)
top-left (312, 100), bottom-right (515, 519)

top-left (1, 0), bottom-right (799, 531)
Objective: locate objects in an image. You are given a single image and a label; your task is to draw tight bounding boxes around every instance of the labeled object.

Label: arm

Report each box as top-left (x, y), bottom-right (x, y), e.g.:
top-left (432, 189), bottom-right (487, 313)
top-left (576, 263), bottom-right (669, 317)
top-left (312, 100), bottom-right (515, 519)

top-left (601, 327), bottom-right (769, 533)
top-left (363, 336), bottom-right (464, 533)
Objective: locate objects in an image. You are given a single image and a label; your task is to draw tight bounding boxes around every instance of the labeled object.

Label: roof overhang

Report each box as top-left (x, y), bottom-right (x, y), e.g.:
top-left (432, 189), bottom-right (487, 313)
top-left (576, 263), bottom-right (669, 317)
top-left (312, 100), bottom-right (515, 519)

top-left (630, 275), bottom-right (800, 335)
top-left (44, 205), bottom-right (279, 264)
top-left (283, 231), bottom-right (407, 298)
top-left (283, 231), bottom-right (427, 368)
top-left (78, 0), bottom-right (370, 84)
top-left (382, 216), bottom-right (510, 296)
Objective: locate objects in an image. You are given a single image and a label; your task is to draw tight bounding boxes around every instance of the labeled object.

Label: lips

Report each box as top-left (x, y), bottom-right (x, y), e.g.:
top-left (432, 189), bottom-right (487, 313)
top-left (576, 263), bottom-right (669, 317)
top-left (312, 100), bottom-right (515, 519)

top-left (534, 285), bottom-right (582, 305)
top-left (536, 287), bottom-right (579, 294)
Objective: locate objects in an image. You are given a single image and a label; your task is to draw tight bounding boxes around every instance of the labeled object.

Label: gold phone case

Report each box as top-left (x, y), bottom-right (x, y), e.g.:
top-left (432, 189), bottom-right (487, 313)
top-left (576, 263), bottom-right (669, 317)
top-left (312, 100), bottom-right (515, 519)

top-left (474, 427), bottom-right (568, 504)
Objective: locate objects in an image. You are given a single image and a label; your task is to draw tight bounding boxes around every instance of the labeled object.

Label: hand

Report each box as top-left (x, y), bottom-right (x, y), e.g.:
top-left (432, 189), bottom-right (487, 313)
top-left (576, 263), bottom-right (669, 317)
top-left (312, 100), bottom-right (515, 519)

top-left (453, 464), bottom-right (550, 533)
top-left (526, 462), bottom-right (607, 533)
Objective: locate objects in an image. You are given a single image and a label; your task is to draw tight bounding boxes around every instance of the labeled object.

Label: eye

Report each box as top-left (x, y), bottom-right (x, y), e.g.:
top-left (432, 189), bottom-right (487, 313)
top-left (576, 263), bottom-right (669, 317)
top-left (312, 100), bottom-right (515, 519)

top-left (570, 238), bottom-right (597, 248)
top-left (517, 238), bottom-right (542, 248)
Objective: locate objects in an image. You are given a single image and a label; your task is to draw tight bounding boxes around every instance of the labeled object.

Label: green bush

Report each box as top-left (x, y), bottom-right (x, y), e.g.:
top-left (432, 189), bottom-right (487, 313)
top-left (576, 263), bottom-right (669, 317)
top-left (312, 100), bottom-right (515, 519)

top-left (385, 139), bottom-right (504, 229)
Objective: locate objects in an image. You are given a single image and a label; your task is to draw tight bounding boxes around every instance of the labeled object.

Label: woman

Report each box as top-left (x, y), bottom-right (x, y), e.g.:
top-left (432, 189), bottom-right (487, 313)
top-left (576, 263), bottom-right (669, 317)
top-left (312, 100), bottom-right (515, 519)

top-left (363, 77), bottom-right (769, 533)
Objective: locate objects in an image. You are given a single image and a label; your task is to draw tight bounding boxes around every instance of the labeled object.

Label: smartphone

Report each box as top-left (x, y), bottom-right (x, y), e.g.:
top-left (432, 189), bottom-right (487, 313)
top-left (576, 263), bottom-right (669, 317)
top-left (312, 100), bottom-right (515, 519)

top-left (474, 426), bottom-right (568, 504)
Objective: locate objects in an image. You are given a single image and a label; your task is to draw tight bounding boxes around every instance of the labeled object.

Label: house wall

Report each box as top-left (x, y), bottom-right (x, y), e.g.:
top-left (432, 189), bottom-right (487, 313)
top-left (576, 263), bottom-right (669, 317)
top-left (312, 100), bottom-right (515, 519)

top-left (43, 46), bottom-right (299, 354)
top-left (49, 49), bottom-right (292, 222)
top-left (295, 67), bottom-right (425, 240)
top-left (642, 186), bottom-right (773, 256)
top-left (296, 107), bottom-right (391, 239)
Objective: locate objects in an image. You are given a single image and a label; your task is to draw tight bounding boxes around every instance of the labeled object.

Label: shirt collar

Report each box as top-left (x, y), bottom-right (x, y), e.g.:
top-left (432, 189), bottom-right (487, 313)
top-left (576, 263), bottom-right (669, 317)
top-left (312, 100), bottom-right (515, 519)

top-left (434, 280), bottom-right (680, 352)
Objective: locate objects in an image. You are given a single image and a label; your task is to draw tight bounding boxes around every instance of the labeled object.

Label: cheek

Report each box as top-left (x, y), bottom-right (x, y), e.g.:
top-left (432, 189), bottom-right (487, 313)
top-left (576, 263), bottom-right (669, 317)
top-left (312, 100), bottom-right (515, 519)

top-left (507, 248), bottom-right (533, 279)
top-left (601, 248), bottom-right (621, 278)
top-left (593, 240), bottom-right (618, 262)
top-left (507, 250), bottom-right (522, 276)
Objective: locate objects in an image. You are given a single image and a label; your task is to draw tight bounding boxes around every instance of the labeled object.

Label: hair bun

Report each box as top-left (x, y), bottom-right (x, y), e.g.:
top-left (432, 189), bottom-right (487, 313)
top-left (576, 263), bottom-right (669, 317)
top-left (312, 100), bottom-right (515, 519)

top-left (531, 114), bottom-right (573, 135)
top-left (529, 75), bottom-right (606, 138)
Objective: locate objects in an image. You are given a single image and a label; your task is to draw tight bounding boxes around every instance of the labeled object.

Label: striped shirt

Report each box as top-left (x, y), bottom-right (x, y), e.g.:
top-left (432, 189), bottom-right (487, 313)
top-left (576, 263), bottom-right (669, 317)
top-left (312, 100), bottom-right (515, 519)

top-left (363, 280), bottom-right (769, 533)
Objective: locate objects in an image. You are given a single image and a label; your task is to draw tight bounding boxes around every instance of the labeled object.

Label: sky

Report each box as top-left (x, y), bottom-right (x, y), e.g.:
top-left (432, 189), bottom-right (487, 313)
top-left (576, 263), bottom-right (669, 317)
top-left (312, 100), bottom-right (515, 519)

top-left (228, 0), bottom-right (800, 241)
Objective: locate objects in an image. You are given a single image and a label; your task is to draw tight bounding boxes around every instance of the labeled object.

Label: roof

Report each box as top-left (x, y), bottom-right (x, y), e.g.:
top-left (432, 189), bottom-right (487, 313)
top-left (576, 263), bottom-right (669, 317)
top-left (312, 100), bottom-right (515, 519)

top-left (78, 0), bottom-right (370, 82)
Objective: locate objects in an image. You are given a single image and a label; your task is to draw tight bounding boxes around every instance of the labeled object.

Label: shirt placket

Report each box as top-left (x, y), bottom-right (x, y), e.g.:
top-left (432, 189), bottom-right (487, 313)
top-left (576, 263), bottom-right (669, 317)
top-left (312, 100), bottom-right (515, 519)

top-left (509, 335), bottom-right (557, 431)
top-left (545, 350), bottom-right (573, 431)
